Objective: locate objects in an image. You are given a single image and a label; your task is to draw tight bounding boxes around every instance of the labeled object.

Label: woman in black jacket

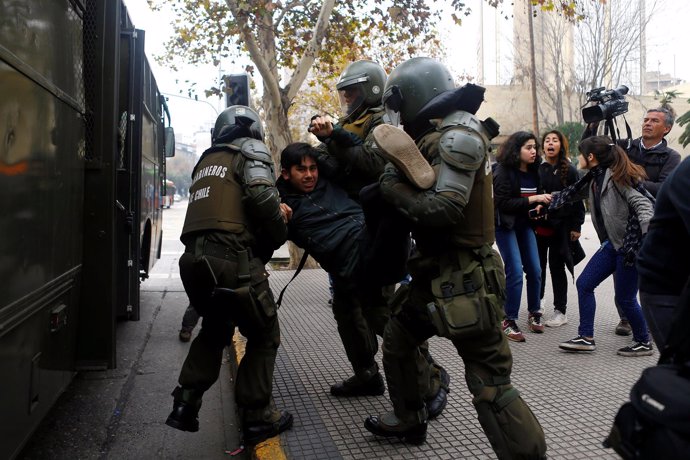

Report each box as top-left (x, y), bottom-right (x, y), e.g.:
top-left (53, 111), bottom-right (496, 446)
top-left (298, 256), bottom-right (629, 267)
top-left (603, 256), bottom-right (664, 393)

top-left (536, 130), bottom-right (585, 327)
top-left (493, 131), bottom-right (552, 342)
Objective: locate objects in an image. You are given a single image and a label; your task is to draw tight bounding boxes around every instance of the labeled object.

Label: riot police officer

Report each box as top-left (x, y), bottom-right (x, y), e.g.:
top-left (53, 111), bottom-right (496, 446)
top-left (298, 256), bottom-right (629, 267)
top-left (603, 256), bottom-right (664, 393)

top-left (363, 58), bottom-right (547, 459)
top-left (309, 59), bottom-right (389, 200)
top-left (165, 106), bottom-right (292, 446)
top-left (308, 61), bottom-right (449, 412)
top-left (307, 60), bottom-right (393, 395)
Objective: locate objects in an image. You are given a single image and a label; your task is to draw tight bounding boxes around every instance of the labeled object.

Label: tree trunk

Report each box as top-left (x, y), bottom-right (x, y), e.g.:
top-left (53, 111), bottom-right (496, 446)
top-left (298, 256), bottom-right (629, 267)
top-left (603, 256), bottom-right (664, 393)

top-left (263, 93), bottom-right (293, 170)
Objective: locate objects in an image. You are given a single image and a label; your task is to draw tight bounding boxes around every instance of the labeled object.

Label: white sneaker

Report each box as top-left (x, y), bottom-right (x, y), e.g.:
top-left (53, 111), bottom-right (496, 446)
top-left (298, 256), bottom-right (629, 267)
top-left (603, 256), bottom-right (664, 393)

top-left (545, 311), bottom-right (568, 327)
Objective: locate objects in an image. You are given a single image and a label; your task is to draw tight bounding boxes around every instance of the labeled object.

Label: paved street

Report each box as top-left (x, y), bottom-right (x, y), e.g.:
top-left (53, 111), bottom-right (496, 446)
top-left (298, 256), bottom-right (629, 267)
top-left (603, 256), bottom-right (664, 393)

top-left (268, 215), bottom-right (655, 460)
top-left (20, 199), bottom-right (654, 459)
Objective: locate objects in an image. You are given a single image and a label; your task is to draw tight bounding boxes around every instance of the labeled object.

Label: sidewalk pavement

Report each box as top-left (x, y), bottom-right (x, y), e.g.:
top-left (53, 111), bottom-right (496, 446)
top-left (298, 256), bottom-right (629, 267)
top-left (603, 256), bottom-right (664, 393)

top-left (20, 204), bottom-right (657, 459)
top-left (265, 213), bottom-right (657, 459)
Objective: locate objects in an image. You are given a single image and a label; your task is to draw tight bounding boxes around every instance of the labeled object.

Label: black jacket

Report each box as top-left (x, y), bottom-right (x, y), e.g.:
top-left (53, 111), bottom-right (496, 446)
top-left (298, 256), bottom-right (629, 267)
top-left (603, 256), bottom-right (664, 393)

top-left (493, 163), bottom-right (543, 230)
top-left (277, 177), bottom-right (364, 278)
top-left (637, 156), bottom-right (690, 295)
top-left (625, 138), bottom-right (681, 197)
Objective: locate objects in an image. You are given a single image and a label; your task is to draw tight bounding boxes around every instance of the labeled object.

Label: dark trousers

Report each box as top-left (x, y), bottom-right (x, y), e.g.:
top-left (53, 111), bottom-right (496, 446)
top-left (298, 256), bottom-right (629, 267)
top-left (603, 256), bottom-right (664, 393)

top-left (639, 291), bottom-right (678, 350)
top-left (359, 183), bottom-right (411, 286)
top-left (536, 232), bottom-right (569, 313)
top-left (178, 251), bottom-right (281, 423)
top-left (181, 304), bottom-right (201, 331)
top-left (331, 275), bottom-right (387, 376)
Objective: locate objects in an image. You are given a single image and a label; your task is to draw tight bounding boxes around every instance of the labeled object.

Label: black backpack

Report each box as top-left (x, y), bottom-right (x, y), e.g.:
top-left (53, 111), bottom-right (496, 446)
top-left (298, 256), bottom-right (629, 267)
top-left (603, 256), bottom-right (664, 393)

top-left (604, 280), bottom-right (690, 459)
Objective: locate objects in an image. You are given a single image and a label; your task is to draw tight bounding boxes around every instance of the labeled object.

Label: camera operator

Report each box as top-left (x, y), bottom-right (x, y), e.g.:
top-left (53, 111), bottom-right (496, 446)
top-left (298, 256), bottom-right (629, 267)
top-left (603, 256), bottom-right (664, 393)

top-left (583, 101), bottom-right (681, 337)
top-left (583, 107), bottom-right (681, 198)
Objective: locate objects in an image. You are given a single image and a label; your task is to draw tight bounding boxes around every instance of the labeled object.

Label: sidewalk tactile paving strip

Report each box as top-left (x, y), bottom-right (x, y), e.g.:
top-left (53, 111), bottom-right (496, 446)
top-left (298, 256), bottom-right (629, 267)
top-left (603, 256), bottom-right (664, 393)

top-left (265, 222), bottom-right (657, 459)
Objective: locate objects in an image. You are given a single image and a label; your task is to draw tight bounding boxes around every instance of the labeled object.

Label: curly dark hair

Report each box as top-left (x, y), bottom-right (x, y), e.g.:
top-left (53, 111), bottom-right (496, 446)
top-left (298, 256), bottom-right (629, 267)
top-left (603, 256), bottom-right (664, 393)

top-left (496, 131), bottom-right (540, 171)
top-left (541, 129), bottom-right (570, 186)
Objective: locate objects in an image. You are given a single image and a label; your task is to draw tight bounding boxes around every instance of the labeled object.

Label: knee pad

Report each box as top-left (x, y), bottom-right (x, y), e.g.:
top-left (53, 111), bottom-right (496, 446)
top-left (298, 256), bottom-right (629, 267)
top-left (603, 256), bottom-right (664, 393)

top-left (471, 381), bottom-right (546, 460)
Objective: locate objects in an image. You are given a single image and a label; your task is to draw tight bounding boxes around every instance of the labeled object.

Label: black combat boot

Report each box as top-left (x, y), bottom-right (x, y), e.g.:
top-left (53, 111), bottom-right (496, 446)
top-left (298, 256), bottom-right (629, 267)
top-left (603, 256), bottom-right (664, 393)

top-left (330, 372), bottom-right (385, 397)
top-left (331, 364), bottom-right (386, 397)
top-left (426, 367), bottom-right (450, 420)
top-left (165, 386), bottom-right (203, 432)
top-left (243, 411), bottom-right (294, 445)
top-left (364, 411), bottom-right (427, 445)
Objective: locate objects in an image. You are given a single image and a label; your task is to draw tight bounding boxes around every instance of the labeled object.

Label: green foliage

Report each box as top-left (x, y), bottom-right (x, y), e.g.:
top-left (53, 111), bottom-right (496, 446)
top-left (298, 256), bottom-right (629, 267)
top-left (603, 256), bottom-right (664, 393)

top-left (655, 89), bottom-right (679, 108)
top-left (677, 102), bottom-right (690, 148)
top-left (548, 121), bottom-right (585, 161)
top-left (656, 90), bottom-right (690, 147)
top-left (153, 0), bottom-right (447, 78)
top-left (154, 0), bottom-right (590, 89)
top-left (655, 89), bottom-right (678, 119)
top-left (152, 0), bottom-right (593, 159)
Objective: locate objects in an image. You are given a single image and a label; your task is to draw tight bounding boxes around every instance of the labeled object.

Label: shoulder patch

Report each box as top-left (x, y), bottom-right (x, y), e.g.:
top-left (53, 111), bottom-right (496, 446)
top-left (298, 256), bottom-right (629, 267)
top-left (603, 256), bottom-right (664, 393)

top-left (439, 126), bottom-right (487, 171)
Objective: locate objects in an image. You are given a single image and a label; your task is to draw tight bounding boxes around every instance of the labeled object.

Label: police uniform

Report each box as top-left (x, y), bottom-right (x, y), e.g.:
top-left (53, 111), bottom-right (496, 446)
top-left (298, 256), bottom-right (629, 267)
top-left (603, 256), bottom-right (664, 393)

top-left (369, 110), bottom-right (547, 458)
top-left (309, 100), bottom-right (445, 404)
top-left (166, 124), bottom-right (291, 443)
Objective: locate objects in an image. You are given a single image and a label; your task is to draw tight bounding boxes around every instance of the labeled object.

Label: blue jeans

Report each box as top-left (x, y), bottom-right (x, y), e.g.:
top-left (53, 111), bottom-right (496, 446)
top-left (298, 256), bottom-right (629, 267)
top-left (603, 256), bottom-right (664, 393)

top-left (495, 224), bottom-right (542, 320)
top-left (575, 241), bottom-right (649, 342)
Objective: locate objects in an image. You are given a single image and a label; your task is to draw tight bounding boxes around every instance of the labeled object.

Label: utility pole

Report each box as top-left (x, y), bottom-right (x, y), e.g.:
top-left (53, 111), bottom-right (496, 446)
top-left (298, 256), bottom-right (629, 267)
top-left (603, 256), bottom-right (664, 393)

top-left (478, 1), bottom-right (484, 85)
top-left (639, 0), bottom-right (646, 94)
top-left (527, 0), bottom-right (539, 135)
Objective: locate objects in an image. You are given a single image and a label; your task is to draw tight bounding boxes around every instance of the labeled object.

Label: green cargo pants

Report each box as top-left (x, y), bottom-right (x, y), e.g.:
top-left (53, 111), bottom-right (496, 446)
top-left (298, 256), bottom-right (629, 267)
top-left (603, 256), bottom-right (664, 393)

top-left (381, 247), bottom-right (546, 459)
top-left (332, 275), bottom-right (441, 399)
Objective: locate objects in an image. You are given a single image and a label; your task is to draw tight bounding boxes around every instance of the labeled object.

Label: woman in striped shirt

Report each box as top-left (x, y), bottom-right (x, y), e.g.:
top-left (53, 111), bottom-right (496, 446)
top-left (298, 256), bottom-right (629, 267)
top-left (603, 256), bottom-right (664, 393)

top-left (493, 131), bottom-right (552, 342)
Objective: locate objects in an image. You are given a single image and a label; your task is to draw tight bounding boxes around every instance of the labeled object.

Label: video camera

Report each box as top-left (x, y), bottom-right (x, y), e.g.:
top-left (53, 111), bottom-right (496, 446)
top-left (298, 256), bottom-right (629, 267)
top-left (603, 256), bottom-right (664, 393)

top-left (582, 85), bottom-right (629, 124)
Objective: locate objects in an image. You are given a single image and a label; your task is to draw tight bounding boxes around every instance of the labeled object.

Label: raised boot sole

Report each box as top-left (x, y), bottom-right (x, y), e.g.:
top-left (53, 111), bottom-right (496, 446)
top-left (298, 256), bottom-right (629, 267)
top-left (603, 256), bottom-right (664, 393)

top-left (372, 124), bottom-right (436, 190)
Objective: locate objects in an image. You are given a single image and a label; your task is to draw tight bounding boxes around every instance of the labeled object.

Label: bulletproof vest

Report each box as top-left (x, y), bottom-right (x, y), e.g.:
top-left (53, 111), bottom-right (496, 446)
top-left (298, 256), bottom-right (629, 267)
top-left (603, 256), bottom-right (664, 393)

top-left (420, 129), bottom-right (495, 247)
top-left (181, 145), bottom-right (247, 238)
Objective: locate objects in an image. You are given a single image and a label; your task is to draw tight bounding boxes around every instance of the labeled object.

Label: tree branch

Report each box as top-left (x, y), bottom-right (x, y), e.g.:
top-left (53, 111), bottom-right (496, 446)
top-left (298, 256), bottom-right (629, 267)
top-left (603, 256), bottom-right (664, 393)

top-left (225, 0), bottom-right (283, 111)
top-left (285, 0), bottom-right (336, 102)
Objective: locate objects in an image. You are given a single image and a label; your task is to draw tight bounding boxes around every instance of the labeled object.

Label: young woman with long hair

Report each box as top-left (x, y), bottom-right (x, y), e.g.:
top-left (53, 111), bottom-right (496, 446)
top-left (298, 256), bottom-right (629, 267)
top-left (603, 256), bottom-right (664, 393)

top-left (552, 135), bottom-right (654, 356)
top-left (536, 130), bottom-right (585, 327)
top-left (493, 131), bottom-right (552, 342)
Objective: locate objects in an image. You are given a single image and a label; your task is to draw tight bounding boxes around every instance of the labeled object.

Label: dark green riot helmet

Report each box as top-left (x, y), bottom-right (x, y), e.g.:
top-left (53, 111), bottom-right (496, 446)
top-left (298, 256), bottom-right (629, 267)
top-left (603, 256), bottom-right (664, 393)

top-left (335, 60), bottom-right (387, 120)
top-left (211, 105), bottom-right (264, 145)
top-left (382, 57), bottom-right (454, 135)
